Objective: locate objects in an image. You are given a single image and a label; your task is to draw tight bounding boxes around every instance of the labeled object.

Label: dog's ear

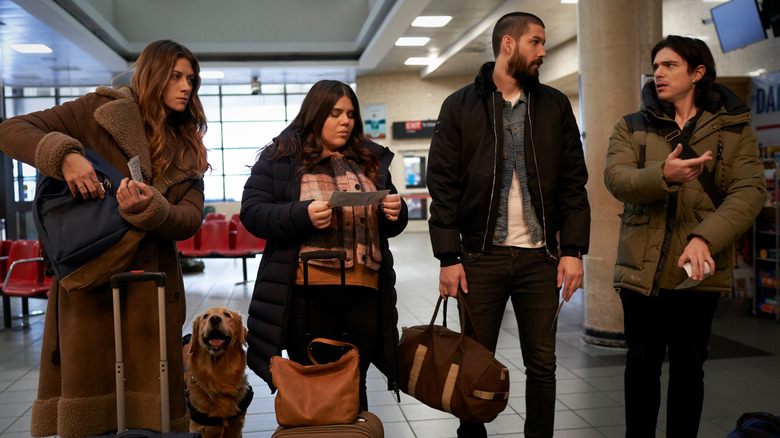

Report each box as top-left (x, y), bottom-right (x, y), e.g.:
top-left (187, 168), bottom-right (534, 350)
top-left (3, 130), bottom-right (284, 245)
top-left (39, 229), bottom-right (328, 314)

top-left (188, 315), bottom-right (202, 356)
top-left (234, 311), bottom-right (248, 347)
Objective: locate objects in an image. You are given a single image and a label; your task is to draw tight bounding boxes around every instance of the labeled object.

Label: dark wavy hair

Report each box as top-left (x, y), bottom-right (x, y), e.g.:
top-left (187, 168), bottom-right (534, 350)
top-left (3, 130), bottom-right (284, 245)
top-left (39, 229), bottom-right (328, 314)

top-left (651, 35), bottom-right (717, 106)
top-left (130, 40), bottom-right (209, 182)
top-left (492, 12), bottom-right (545, 57)
top-left (263, 80), bottom-right (379, 183)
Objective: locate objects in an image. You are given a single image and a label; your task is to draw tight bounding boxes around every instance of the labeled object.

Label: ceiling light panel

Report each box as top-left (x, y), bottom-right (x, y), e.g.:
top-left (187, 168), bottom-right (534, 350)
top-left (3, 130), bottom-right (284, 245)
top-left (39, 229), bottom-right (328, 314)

top-left (404, 57), bottom-right (433, 66)
top-left (411, 16), bottom-right (452, 27)
top-left (395, 37), bottom-right (430, 47)
top-left (11, 44), bottom-right (52, 53)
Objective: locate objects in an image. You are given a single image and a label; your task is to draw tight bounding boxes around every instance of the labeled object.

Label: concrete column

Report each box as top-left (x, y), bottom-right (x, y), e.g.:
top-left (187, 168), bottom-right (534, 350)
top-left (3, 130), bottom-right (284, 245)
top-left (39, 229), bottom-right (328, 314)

top-left (578, 0), bottom-right (662, 347)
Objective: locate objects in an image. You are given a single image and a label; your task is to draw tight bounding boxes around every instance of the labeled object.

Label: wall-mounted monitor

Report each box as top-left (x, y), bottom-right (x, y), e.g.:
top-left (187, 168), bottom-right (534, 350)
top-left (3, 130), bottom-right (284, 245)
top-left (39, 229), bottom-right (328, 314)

top-left (711, 0), bottom-right (767, 52)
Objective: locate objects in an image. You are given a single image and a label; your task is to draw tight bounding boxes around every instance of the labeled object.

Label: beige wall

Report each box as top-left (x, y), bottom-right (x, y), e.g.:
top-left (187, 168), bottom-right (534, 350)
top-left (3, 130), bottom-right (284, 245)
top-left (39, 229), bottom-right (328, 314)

top-left (356, 72), bottom-right (473, 232)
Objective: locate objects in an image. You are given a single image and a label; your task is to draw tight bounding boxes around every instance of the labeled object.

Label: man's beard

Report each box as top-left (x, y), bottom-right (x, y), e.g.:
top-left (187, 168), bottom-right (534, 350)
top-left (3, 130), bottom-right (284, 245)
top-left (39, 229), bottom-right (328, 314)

top-left (508, 48), bottom-right (542, 89)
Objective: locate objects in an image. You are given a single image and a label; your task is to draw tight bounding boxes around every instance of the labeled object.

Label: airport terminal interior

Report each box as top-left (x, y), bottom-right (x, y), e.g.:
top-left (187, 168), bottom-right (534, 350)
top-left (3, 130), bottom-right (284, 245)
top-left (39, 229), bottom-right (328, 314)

top-left (1, 0), bottom-right (780, 437)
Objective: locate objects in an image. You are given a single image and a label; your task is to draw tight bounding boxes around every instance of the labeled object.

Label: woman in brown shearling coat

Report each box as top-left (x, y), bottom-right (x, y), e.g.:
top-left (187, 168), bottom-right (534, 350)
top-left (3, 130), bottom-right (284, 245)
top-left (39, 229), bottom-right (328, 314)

top-left (0, 40), bottom-right (209, 437)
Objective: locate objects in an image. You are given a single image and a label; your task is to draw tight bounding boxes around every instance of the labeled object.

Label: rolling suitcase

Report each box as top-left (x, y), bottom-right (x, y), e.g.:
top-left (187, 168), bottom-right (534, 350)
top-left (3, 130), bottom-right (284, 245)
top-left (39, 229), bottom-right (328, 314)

top-left (270, 251), bottom-right (383, 437)
top-left (271, 410), bottom-right (384, 437)
top-left (106, 271), bottom-right (200, 438)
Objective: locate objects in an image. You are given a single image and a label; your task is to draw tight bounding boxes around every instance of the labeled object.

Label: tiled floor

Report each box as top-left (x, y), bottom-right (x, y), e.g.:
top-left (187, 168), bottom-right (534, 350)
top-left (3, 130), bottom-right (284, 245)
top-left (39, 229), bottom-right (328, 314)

top-left (1, 230), bottom-right (780, 437)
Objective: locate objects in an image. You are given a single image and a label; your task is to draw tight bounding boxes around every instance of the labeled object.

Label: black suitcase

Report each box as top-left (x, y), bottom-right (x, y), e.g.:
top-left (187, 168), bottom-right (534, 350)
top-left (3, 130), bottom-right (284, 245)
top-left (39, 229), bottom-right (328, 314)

top-left (103, 271), bottom-right (200, 438)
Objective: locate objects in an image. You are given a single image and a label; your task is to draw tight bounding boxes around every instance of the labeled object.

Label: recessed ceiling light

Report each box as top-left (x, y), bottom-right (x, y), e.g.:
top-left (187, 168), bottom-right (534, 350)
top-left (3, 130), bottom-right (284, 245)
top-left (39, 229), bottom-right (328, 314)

top-left (11, 44), bottom-right (52, 53)
top-left (200, 71), bottom-right (225, 79)
top-left (411, 16), bottom-right (452, 28)
top-left (395, 37), bottom-right (430, 47)
top-left (404, 57), bottom-right (433, 66)
top-left (561, 0), bottom-right (578, 3)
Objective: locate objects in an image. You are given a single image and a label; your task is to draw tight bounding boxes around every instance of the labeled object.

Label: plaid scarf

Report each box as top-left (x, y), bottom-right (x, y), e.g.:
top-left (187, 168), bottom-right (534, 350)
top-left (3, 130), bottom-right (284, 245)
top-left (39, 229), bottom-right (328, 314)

top-left (299, 152), bottom-right (382, 271)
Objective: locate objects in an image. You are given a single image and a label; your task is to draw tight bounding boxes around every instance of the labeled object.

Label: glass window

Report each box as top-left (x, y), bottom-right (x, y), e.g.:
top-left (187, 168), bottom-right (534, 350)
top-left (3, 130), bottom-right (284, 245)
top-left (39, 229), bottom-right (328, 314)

top-left (199, 85), bottom-right (221, 95)
top-left (6, 97), bottom-right (56, 118)
top-left (222, 121), bottom-right (286, 150)
top-left (221, 94), bottom-right (286, 121)
top-left (201, 95), bottom-right (221, 123)
top-left (223, 148), bottom-right (258, 175)
top-left (206, 149), bottom-right (224, 175)
top-left (286, 94), bottom-right (305, 120)
top-left (224, 175), bottom-right (250, 202)
top-left (59, 86), bottom-right (96, 97)
top-left (203, 124), bottom-right (223, 150)
top-left (203, 174), bottom-right (225, 202)
top-left (286, 84), bottom-right (314, 94)
top-left (221, 84), bottom-right (253, 95)
top-left (262, 84), bottom-right (285, 94)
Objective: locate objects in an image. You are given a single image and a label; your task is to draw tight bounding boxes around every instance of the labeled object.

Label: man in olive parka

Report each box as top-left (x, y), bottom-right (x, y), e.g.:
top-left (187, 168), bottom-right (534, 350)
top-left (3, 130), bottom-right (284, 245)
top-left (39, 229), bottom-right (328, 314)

top-left (605, 35), bottom-right (765, 437)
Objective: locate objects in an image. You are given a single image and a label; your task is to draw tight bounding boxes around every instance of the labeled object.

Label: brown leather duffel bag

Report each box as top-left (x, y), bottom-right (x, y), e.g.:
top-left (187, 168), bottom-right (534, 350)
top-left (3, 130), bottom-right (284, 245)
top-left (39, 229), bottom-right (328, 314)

top-left (397, 292), bottom-right (510, 422)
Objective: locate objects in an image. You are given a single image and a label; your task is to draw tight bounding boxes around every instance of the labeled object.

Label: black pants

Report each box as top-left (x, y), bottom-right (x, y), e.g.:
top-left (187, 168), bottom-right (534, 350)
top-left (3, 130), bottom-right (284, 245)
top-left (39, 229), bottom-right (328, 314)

top-left (285, 284), bottom-right (379, 410)
top-left (457, 246), bottom-right (559, 438)
top-left (620, 288), bottom-right (719, 438)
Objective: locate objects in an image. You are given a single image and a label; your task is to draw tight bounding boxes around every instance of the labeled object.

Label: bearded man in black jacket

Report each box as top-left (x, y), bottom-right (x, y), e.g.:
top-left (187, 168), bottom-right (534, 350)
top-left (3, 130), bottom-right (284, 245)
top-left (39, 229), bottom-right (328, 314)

top-left (426, 12), bottom-right (590, 438)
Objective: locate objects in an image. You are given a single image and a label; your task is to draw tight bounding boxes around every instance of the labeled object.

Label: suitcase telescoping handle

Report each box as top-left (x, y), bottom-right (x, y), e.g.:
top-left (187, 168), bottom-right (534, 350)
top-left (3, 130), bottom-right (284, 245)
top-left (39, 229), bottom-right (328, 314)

top-left (110, 271), bottom-right (169, 433)
top-left (299, 250), bottom-right (346, 341)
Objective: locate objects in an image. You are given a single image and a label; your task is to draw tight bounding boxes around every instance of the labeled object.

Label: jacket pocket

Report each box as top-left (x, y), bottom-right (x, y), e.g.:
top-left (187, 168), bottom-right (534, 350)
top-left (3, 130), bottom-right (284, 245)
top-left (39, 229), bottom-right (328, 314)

top-left (616, 205), bottom-right (651, 270)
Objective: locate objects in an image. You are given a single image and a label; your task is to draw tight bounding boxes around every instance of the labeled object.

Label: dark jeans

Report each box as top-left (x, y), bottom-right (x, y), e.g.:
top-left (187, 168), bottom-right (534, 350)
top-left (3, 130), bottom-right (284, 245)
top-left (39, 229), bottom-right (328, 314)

top-left (457, 246), bottom-right (559, 438)
top-left (285, 284), bottom-right (379, 410)
top-left (620, 288), bottom-right (719, 438)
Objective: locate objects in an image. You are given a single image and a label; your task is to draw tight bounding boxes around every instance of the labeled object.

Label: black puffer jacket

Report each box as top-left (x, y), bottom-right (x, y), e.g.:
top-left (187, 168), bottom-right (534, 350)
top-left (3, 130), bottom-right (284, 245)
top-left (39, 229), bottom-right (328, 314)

top-left (240, 140), bottom-right (408, 395)
top-left (427, 62), bottom-right (590, 266)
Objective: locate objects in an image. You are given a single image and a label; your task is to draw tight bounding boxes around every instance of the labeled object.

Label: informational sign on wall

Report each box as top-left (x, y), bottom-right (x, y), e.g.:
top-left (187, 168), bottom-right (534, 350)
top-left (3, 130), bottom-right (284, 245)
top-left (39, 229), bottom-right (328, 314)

top-left (392, 120), bottom-right (437, 139)
top-left (363, 104), bottom-right (386, 139)
top-left (750, 72), bottom-right (780, 148)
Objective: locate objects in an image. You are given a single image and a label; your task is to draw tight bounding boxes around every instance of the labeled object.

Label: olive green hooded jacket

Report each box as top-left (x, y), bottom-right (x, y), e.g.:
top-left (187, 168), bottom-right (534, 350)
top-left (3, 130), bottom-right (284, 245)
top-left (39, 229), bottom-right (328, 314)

top-left (605, 82), bottom-right (766, 296)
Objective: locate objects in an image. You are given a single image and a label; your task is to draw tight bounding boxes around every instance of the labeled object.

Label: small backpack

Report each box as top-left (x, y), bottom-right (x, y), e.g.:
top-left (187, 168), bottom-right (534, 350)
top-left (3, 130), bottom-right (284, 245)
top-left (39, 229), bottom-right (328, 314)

top-left (727, 412), bottom-right (780, 438)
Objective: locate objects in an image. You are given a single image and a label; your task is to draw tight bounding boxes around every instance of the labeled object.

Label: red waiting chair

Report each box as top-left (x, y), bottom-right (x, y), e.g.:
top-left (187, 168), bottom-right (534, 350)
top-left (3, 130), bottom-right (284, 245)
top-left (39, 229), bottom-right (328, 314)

top-left (0, 239), bottom-right (13, 289)
top-left (218, 221), bottom-right (266, 283)
top-left (177, 233), bottom-right (198, 253)
top-left (180, 220), bottom-right (229, 258)
top-left (205, 212), bottom-right (226, 222)
top-left (2, 240), bottom-right (50, 328)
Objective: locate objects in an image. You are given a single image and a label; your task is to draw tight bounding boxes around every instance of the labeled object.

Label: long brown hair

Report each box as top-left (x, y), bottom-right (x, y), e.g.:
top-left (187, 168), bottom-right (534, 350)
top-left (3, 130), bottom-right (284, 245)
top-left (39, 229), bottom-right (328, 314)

top-left (131, 40), bottom-right (209, 183)
top-left (263, 80), bottom-right (379, 183)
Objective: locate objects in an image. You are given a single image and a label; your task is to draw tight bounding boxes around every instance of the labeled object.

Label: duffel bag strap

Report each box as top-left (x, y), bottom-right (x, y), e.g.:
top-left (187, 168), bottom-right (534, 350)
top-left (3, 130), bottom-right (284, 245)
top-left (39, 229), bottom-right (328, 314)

top-left (473, 389), bottom-right (510, 401)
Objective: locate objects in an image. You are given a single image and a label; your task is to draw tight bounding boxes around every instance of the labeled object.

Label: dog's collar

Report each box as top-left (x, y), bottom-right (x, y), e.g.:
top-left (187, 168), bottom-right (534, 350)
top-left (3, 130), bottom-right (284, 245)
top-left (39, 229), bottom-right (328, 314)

top-left (187, 385), bottom-right (254, 427)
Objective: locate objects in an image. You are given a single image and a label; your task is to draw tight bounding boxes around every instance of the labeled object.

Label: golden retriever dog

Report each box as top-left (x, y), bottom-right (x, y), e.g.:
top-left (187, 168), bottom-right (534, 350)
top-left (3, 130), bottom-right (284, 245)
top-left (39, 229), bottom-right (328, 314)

top-left (184, 307), bottom-right (252, 438)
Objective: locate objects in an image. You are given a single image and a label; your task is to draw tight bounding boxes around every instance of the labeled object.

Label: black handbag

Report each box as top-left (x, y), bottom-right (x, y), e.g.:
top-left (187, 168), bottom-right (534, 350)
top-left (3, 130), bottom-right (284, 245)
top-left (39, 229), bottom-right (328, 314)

top-left (32, 147), bottom-right (133, 280)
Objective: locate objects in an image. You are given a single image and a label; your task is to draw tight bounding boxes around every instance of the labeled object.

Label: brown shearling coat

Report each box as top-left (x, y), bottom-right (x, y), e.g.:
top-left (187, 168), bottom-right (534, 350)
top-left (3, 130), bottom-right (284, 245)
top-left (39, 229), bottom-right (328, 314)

top-left (0, 86), bottom-right (205, 437)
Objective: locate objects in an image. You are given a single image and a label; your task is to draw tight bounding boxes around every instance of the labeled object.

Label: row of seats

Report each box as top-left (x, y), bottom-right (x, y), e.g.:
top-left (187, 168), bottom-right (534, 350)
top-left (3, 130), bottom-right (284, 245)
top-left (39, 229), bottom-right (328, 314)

top-left (178, 213), bottom-right (266, 283)
top-left (1, 239), bottom-right (51, 329)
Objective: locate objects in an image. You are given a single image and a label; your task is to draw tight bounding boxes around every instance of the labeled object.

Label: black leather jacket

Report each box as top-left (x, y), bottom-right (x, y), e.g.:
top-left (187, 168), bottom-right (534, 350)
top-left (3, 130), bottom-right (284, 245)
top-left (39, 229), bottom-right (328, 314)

top-left (427, 62), bottom-right (590, 266)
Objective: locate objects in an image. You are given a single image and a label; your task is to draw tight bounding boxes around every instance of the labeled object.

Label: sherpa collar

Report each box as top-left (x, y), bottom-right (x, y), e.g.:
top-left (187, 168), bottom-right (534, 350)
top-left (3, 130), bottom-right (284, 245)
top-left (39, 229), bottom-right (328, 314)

top-left (93, 86), bottom-right (199, 194)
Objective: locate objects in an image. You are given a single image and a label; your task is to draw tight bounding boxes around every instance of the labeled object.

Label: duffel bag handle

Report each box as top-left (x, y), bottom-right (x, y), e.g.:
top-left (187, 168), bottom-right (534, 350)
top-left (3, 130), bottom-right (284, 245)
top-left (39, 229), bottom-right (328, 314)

top-left (425, 291), bottom-right (485, 347)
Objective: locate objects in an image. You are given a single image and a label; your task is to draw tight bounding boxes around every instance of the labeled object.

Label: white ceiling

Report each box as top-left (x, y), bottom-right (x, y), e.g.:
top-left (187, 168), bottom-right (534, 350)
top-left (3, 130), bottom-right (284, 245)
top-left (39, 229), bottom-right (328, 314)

top-left (0, 0), bottom-right (578, 90)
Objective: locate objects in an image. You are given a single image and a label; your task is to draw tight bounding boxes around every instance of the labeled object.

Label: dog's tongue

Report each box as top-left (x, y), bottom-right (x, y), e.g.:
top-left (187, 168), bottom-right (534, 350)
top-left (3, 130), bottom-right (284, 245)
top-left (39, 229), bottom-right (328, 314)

top-left (209, 339), bottom-right (225, 348)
